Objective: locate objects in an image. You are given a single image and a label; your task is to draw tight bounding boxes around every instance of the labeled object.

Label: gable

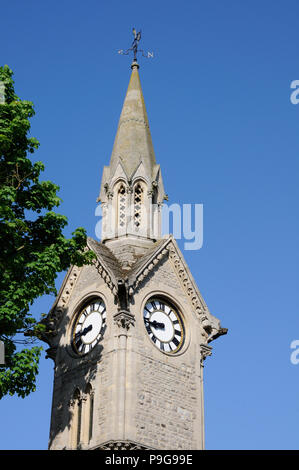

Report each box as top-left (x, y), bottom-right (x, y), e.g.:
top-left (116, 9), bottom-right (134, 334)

top-left (44, 235), bottom-right (226, 346)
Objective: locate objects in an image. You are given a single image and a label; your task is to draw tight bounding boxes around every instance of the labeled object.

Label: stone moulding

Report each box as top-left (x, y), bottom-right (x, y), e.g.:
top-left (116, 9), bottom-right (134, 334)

top-left (86, 238), bottom-right (119, 295)
top-left (43, 265), bottom-right (82, 338)
top-left (92, 257), bottom-right (118, 296)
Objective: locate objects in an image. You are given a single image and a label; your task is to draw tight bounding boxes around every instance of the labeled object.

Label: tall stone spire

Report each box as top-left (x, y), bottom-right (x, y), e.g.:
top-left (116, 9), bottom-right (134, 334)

top-left (98, 61), bottom-right (166, 245)
top-left (109, 61), bottom-right (156, 179)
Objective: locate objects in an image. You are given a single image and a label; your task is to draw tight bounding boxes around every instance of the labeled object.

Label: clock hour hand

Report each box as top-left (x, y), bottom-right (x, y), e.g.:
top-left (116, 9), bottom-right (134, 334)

top-left (144, 318), bottom-right (165, 330)
top-left (75, 324), bottom-right (92, 339)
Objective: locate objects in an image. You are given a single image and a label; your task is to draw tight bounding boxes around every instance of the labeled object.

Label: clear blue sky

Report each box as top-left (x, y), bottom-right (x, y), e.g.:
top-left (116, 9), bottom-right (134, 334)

top-left (1, 0), bottom-right (299, 450)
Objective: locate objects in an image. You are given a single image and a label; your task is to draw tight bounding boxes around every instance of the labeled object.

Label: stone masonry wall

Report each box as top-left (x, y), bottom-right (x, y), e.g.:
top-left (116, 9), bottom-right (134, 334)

top-left (135, 355), bottom-right (197, 450)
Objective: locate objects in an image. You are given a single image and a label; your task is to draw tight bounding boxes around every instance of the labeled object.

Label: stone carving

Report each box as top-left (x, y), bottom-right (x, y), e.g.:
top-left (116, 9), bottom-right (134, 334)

top-left (97, 440), bottom-right (150, 450)
top-left (200, 343), bottom-right (213, 361)
top-left (113, 310), bottom-right (135, 330)
top-left (42, 265), bottom-right (82, 338)
top-left (92, 258), bottom-right (118, 296)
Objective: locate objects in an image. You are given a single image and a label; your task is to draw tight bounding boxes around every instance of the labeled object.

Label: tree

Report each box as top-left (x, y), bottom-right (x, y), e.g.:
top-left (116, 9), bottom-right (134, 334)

top-left (0, 65), bottom-right (95, 399)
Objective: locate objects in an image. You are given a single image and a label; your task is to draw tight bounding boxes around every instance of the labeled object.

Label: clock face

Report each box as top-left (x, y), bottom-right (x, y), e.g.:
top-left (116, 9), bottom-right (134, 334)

top-left (143, 298), bottom-right (184, 354)
top-left (72, 299), bottom-right (106, 355)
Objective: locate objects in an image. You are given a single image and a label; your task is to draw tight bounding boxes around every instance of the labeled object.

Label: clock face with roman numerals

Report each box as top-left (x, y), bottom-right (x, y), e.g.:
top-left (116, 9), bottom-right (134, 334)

top-left (72, 299), bottom-right (106, 355)
top-left (143, 298), bottom-right (184, 354)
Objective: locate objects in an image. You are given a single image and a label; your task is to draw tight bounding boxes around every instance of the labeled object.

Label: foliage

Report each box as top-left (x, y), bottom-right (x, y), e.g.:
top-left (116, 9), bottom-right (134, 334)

top-left (0, 65), bottom-right (95, 399)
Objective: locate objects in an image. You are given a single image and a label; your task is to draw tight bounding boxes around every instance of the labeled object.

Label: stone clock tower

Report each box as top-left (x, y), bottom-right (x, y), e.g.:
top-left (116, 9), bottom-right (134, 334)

top-left (43, 60), bottom-right (227, 450)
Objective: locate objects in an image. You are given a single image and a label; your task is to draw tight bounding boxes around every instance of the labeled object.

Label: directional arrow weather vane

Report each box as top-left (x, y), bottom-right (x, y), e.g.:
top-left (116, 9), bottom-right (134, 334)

top-left (118, 28), bottom-right (154, 62)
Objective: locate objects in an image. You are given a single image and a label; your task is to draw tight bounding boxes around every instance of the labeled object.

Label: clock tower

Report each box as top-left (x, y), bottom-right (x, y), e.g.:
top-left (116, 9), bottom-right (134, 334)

top-left (44, 59), bottom-right (227, 450)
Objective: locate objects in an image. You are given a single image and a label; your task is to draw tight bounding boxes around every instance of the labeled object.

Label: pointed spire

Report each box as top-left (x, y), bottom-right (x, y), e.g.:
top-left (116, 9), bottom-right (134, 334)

top-left (109, 61), bottom-right (156, 179)
top-left (98, 61), bottom-right (166, 244)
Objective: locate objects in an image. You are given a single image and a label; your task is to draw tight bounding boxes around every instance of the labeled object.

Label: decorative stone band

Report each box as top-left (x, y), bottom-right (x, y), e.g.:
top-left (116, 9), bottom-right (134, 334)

top-left (113, 309), bottom-right (135, 330)
top-left (92, 258), bottom-right (118, 296)
top-left (43, 265), bottom-right (82, 340)
top-left (118, 117), bottom-right (150, 129)
top-left (95, 440), bottom-right (152, 450)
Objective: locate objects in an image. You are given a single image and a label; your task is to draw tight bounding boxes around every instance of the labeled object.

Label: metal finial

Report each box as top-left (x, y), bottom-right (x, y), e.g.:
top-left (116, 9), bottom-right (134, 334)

top-left (118, 28), bottom-right (154, 63)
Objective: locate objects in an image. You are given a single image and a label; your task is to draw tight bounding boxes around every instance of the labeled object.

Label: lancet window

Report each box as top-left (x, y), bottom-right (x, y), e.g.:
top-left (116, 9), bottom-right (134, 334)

top-left (134, 183), bottom-right (143, 228)
top-left (117, 184), bottom-right (127, 228)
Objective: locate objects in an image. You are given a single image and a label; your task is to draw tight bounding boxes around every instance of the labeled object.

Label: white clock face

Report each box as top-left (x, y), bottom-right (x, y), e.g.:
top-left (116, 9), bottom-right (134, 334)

top-left (143, 298), bottom-right (184, 353)
top-left (72, 299), bottom-right (106, 355)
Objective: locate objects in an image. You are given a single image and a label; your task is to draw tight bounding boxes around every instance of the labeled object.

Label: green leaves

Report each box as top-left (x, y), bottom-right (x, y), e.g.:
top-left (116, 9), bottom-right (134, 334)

top-left (0, 347), bottom-right (42, 399)
top-left (0, 66), bottom-right (95, 399)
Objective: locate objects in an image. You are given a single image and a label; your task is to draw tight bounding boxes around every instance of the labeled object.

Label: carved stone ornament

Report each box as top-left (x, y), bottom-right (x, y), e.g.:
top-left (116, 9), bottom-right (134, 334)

top-left (43, 265), bottom-right (82, 337)
top-left (96, 440), bottom-right (150, 450)
top-left (200, 343), bottom-right (213, 361)
top-left (113, 309), bottom-right (135, 330)
top-left (92, 258), bottom-right (118, 296)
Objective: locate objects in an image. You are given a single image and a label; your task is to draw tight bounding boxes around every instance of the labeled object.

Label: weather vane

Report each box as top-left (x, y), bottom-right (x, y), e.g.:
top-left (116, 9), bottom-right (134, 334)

top-left (118, 28), bottom-right (154, 62)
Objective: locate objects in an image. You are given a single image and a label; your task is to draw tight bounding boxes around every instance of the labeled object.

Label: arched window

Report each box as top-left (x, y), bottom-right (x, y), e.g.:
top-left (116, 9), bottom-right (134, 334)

top-left (70, 384), bottom-right (94, 448)
top-left (83, 383), bottom-right (94, 444)
top-left (70, 388), bottom-right (82, 449)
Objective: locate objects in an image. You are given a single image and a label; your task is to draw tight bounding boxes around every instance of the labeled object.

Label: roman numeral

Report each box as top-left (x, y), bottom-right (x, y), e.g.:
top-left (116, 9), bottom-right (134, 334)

top-left (172, 337), bottom-right (180, 347)
top-left (151, 301), bottom-right (157, 310)
top-left (75, 339), bottom-right (83, 352)
top-left (174, 329), bottom-right (181, 337)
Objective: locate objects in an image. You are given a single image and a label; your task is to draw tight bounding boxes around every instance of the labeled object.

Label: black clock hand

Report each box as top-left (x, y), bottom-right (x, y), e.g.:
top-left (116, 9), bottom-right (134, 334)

top-left (75, 324), bottom-right (93, 339)
top-left (144, 318), bottom-right (165, 330)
